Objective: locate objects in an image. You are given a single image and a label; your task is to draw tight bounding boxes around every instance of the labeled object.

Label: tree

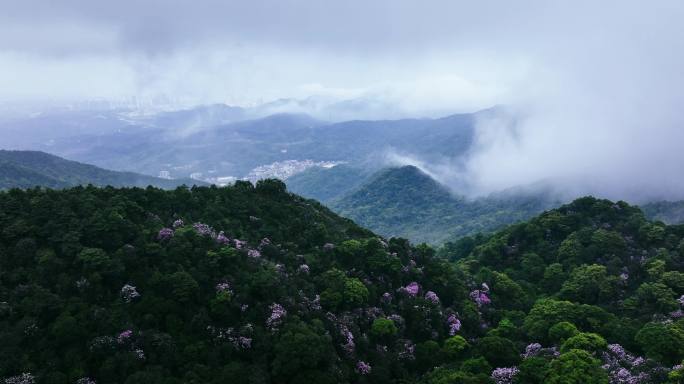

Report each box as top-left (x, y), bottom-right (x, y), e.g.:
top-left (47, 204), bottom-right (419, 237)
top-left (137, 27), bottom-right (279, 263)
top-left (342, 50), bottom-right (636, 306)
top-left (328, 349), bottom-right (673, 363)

top-left (271, 321), bottom-right (337, 383)
top-left (370, 318), bottom-right (398, 341)
top-left (442, 335), bottom-right (469, 360)
top-left (515, 357), bottom-right (549, 384)
top-left (343, 278), bottom-right (369, 308)
top-left (560, 332), bottom-right (607, 354)
top-left (548, 322), bottom-right (579, 344)
top-left (635, 322), bottom-right (684, 365)
top-left (559, 264), bottom-right (617, 305)
top-left (545, 349), bottom-right (608, 384)
top-left (474, 336), bottom-right (520, 367)
top-left (625, 282), bottom-right (679, 315)
top-left (523, 299), bottom-right (577, 341)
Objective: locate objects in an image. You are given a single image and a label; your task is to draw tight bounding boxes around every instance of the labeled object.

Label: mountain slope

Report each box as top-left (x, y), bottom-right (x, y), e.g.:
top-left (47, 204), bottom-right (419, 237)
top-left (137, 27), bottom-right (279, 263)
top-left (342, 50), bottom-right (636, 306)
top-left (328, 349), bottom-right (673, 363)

top-left (285, 164), bottom-right (370, 203)
top-left (0, 150), bottom-right (201, 189)
top-left (331, 165), bottom-right (559, 244)
top-left (0, 185), bottom-right (682, 383)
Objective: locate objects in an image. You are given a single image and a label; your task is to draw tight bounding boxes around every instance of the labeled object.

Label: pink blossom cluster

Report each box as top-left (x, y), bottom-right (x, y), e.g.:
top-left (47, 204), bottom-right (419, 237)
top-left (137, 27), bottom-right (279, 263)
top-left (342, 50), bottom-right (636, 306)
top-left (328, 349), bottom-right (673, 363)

top-left (120, 284), bottom-right (140, 302)
top-left (404, 282), bottom-right (420, 297)
top-left (356, 361), bottom-right (372, 375)
top-left (236, 336), bottom-right (252, 349)
top-left (157, 228), bottom-right (174, 241)
top-left (117, 329), bottom-right (133, 344)
top-left (193, 222), bottom-right (216, 238)
top-left (601, 343), bottom-right (661, 384)
top-left (298, 264), bottom-right (310, 274)
top-left (424, 290), bottom-right (440, 304)
top-left (216, 231), bottom-right (230, 245)
top-left (469, 289), bottom-right (491, 307)
top-left (4, 373), bottom-right (35, 384)
top-left (446, 313), bottom-right (461, 335)
top-left (266, 303), bottom-right (287, 330)
top-left (234, 239), bottom-right (246, 249)
top-left (172, 218), bottom-right (184, 228)
top-left (340, 326), bottom-right (355, 355)
top-left (248, 249), bottom-right (261, 258)
top-left (491, 367), bottom-right (519, 384)
top-left (521, 343), bottom-right (542, 358)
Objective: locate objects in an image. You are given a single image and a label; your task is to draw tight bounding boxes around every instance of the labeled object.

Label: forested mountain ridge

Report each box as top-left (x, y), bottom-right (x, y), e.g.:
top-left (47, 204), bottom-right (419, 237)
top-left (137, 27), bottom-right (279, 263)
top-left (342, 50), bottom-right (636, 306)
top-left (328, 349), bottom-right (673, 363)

top-left (0, 150), bottom-right (201, 190)
top-left (0, 183), bottom-right (683, 383)
top-left (331, 166), bottom-right (559, 244)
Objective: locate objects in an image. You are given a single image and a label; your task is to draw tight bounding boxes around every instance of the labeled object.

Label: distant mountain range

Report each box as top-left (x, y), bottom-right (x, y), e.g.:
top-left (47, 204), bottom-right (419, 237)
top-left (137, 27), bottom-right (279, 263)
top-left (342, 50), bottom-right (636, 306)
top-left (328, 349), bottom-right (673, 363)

top-left (1, 102), bottom-right (482, 183)
top-left (0, 150), bottom-right (201, 190)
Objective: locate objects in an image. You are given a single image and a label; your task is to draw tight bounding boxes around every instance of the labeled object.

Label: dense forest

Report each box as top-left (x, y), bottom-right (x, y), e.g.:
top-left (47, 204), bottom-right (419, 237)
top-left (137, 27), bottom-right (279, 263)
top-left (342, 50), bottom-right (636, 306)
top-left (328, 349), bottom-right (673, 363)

top-left (0, 183), bottom-right (683, 383)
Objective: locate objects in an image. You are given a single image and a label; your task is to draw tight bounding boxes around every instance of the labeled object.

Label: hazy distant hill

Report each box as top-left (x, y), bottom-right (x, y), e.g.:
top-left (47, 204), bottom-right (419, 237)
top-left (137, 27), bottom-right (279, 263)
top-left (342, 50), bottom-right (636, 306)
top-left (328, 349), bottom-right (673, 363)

top-left (12, 108), bottom-right (478, 182)
top-left (330, 165), bottom-right (560, 244)
top-left (285, 165), bottom-right (369, 203)
top-left (641, 200), bottom-right (684, 224)
top-left (0, 150), bottom-right (202, 189)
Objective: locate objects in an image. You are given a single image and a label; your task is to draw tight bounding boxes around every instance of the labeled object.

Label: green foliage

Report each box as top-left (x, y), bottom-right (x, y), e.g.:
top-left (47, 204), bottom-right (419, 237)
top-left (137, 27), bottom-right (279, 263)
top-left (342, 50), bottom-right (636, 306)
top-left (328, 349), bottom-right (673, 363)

top-left (559, 264), bottom-right (618, 305)
top-left (560, 332), bottom-right (607, 354)
top-left (546, 349), bottom-right (609, 384)
top-left (548, 322), bottom-right (579, 344)
top-left (515, 357), bottom-right (550, 384)
top-left (0, 186), bottom-right (683, 383)
top-left (635, 322), bottom-right (684, 365)
top-left (370, 318), bottom-right (398, 339)
top-left (474, 335), bottom-right (520, 367)
top-left (442, 335), bottom-right (469, 360)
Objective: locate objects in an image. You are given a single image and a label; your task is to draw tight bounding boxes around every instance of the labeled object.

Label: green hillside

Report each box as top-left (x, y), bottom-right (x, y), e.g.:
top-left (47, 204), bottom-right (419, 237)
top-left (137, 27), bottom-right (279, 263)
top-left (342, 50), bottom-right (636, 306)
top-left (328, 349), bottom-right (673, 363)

top-left (331, 166), bottom-right (559, 244)
top-left (0, 184), bottom-right (682, 383)
top-left (0, 150), bottom-right (201, 190)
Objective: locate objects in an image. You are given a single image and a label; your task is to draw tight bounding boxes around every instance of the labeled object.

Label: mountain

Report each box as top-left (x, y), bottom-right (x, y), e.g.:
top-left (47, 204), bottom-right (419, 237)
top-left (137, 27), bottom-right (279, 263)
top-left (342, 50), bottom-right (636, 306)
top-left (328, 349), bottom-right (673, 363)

top-left (641, 200), bottom-right (684, 224)
top-left (285, 164), bottom-right (369, 203)
top-left (330, 165), bottom-right (560, 244)
top-left (0, 183), bottom-right (682, 383)
top-left (0, 150), bottom-right (201, 189)
top-left (5, 107), bottom-right (478, 183)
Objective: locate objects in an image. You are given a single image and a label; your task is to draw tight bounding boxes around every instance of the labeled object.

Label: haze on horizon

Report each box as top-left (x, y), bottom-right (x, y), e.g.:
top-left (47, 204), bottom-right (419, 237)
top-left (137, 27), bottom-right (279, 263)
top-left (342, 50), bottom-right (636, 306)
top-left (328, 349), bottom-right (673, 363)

top-left (1, 0), bottom-right (684, 202)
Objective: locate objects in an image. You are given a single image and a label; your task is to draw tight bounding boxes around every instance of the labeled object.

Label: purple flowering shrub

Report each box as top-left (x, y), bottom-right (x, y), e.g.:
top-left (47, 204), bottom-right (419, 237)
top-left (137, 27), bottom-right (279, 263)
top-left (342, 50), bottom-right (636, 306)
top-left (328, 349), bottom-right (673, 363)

top-left (491, 367), bottom-right (519, 384)
top-left (157, 227), bottom-right (174, 241)
top-left (356, 361), bottom-right (372, 375)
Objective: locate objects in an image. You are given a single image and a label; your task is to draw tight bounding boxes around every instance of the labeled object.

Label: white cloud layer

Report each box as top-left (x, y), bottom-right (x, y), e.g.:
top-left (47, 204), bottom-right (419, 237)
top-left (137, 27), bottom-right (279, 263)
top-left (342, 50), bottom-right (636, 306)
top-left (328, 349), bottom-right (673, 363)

top-left (1, 0), bottom-right (684, 200)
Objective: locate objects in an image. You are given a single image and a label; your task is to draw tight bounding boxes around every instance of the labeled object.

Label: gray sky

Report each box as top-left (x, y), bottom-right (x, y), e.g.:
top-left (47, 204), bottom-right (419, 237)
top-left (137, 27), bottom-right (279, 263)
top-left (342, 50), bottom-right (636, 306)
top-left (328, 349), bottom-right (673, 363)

top-left (2, 1), bottom-right (684, 200)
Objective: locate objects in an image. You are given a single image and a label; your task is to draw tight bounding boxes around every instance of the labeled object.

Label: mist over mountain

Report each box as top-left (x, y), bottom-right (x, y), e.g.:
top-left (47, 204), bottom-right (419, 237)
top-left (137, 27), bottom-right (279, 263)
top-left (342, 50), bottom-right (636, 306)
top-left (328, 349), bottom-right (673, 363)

top-left (0, 150), bottom-right (201, 190)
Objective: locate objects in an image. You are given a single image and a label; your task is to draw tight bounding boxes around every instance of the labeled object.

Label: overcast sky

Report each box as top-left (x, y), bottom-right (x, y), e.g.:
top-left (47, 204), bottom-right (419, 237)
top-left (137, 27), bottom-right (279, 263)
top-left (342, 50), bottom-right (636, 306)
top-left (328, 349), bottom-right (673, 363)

top-left (2, 1), bottom-right (684, 200)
